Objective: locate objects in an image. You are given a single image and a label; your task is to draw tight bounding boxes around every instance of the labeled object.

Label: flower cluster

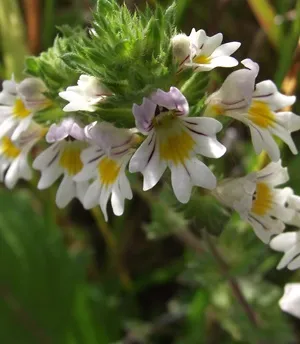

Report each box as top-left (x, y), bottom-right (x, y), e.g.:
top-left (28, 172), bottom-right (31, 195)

top-left (1, 19), bottom-right (300, 255)
top-left (1, 26), bottom-right (299, 230)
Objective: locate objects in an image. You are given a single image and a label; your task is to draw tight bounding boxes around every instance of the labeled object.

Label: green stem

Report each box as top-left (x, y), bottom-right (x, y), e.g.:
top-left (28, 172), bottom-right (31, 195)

top-left (90, 207), bottom-right (132, 290)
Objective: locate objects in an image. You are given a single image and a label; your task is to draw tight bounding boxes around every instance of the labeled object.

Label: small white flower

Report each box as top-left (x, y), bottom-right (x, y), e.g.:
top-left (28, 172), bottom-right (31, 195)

top-left (172, 29), bottom-right (240, 72)
top-left (74, 122), bottom-right (136, 221)
top-left (59, 75), bottom-right (111, 112)
top-left (0, 77), bottom-right (50, 141)
top-left (0, 123), bottom-right (44, 189)
top-left (205, 59), bottom-right (300, 161)
top-left (214, 161), bottom-right (296, 243)
top-left (129, 87), bottom-right (226, 203)
top-left (270, 230), bottom-right (300, 270)
top-left (279, 283), bottom-right (300, 318)
top-left (33, 118), bottom-right (88, 208)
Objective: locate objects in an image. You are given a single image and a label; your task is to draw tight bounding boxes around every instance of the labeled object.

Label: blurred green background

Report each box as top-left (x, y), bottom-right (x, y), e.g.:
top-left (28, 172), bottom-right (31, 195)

top-left (0, 0), bottom-right (300, 343)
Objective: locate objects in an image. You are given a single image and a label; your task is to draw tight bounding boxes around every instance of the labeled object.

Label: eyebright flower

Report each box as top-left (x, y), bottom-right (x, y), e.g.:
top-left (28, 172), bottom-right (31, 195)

top-left (172, 29), bottom-right (240, 72)
top-left (205, 59), bottom-right (300, 161)
top-left (74, 122), bottom-right (137, 221)
top-left (59, 75), bottom-right (111, 112)
top-left (0, 123), bottom-right (45, 189)
top-left (33, 118), bottom-right (88, 208)
top-left (129, 87), bottom-right (226, 203)
top-left (278, 283), bottom-right (300, 319)
top-left (0, 77), bottom-right (50, 141)
top-left (213, 161), bottom-right (297, 243)
top-left (270, 230), bottom-right (300, 270)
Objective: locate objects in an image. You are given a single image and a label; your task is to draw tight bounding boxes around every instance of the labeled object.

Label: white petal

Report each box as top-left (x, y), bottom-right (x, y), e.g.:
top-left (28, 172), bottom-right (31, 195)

top-left (56, 175), bottom-right (76, 208)
top-left (119, 171), bottom-right (133, 200)
top-left (182, 117), bottom-right (223, 135)
top-left (0, 117), bottom-right (17, 139)
top-left (170, 163), bottom-right (192, 203)
top-left (4, 159), bottom-right (21, 189)
top-left (201, 33), bottom-right (223, 56)
top-left (185, 157), bottom-right (217, 190)
top-left (76, 181), bottom-right (89, 204)
top-left (271, 122), bottom-right (297, 155)
top-left (253, 80), bottom-right (296, 111)
top-left (99, 186), bottom-right (112, 221)
top-left (288, 255), bottom-right (300, 270)
top-left (129, 132), bottom-right (156, 173)
top-left (206, 56), bottom-right (239, 69)
top-left (33, 142), bottom-right (62, 170)
top-left (111, 184), bottom-right (125, 216)
top-left (277, 244), bottom-right (300, 270)
top-left (37, 165), bottom-right (63, 189)
top-left (270, 232), bottom-right (298, 252)
top-left (275, 111), bottom-right (300, 133)
top-left (256, 160), bottom-right (289, 186)
top-left (249, 125), bottom-right (264, 155)
top-left (74, 162), bottom-right (98, 182)
top-left (11, 116), bottom-right (33, 141)
top-left (142, 147), bottom-right (167, 191)
top-left (83, 180), bottom-right (101, 209)
top-left (211, 42), bottom-right (241, 58)
top-left (279, 283), bottom-right (300, 318)
top-left (248, 125), bottom-right (280, 162)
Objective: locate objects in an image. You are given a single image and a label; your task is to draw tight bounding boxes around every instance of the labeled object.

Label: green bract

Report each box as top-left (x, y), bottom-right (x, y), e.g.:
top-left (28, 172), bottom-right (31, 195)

top-left (24, 0), bottom-right (208, 127)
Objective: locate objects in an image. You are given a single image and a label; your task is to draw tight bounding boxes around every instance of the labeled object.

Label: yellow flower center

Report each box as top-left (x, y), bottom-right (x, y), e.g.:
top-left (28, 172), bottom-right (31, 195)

top-left (159, 129), bottom-right (195, 165)
top-left (98, 157), bottom-right (120, 186)
top-left (248, 100), bottom-right (275, 128)
top-left (251, 182), bottom-right (273, 216)
top-left (13, 99), bottom-right (31, 119)
top-left (59, 145), bottom-right (83, 176)
top-left (211, 104), bottom-right (224, 116)
top-left (1, 136), bottom-right (21, 158)
top-left (193, 55), bottom-right (211, 64)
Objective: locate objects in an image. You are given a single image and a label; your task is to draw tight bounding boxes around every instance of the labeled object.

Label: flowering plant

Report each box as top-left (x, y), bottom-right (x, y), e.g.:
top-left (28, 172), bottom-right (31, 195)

top-left (1, 0), bottom-right (300, 340)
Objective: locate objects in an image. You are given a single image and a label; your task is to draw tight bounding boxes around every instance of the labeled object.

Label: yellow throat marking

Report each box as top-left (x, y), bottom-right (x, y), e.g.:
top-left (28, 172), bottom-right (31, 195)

top-left (59, 145), bottom-right (83, 176)
top-left (159, 129), bottom-right (195, 165)
top-left (13, 99), bottom-right (31, 119)
top-left (98, 157), bottom-right (120, 186)
top-left (1, 136), bottom-right (20, 158)
top-left (193, 55), bottom-right (211, 64)
top-left (251, 182), bottom-right (273, 216)
top-left (248, 100), bottom-right (275, 128)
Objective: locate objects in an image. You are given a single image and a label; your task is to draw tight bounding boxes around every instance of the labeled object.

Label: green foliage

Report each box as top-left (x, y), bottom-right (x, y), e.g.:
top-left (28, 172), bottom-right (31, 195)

top-left (24, 26), bottom-right (84, 99)
top-left (0, 189), bottom-right (123, 344)
top-left (62, 0), bottom-right (177, 103)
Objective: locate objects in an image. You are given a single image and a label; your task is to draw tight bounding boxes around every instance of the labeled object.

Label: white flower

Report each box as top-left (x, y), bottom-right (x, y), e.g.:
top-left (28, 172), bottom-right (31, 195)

top-left (214, 161), bottom-right (296, 243)
top-left (129, 87), bottom-right (226, 203)
top-left (74, 122), bottom-right (136, 221)
top-left (59, 75), bottom-right (111, 112)
top-left (270, 231), bottom-right (300, 270)
top-left (172, 29), bottom-right (240, 72)
top-left (279, 283), bottom-right (300, 318)
top-left (0, 77), bottom-right (50, 141)
top-left (205, 59), bottom-right (300, 161)
top-left (33, 118), bottom-right (88, 208)
top-left (0, 123), bottom-right (44, 188)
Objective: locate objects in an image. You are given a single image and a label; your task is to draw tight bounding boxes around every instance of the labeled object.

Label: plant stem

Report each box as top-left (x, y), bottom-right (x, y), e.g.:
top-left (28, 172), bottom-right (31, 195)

top-left (176, 229), bottom-right (259, 329)
top-left (90, 207), bottom-right (132, 290)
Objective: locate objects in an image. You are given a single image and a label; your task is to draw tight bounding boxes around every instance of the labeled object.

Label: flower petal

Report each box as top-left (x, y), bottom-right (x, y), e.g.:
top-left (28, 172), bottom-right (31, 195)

top-left (270, 232), bottom-right (298, 252)
top-left (132, 98), bottom-right (156, 134)
top-left (170, 163), bottom-right (192, 203)
top-left (56, 175), bottom-right (76, 208)
top-left (253, 80), bottom-right (296, 111)
top-left (211, 42), bottom-right (241, 58)
top-left (83, 180), bottom-right (101, 209)
top-left (185, 157), bottom-right (217, 190)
